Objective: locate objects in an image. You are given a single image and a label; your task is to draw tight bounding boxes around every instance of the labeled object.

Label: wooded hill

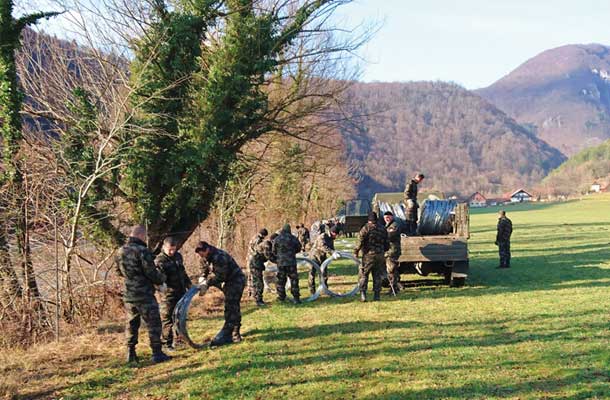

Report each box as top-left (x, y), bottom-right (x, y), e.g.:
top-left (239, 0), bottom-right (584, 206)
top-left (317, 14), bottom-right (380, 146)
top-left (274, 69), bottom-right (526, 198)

top-left (541, 139), bottom-right (610, 196)
top-left (478, 44), bottom-right (610, 156)
top-left (340, 81), bottom-right (567, 198)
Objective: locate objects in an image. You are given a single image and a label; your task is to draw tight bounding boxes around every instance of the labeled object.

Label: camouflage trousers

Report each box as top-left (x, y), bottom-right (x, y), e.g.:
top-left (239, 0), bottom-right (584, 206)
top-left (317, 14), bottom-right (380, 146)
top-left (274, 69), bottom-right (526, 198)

top-left (498, 240), bottom-right (511, 268)
top-left (386, 256), bottom-right (400, 291)
top-left (160, 293), bottom-right (184, 347)
top-left (359, 253), bottom-right (385, 295)
top-left (309, 255), bottom-right (328, 294)
top-left (222, 272), bottom-right (246, 327)
top-left (276, 264), bottom-right (300, 301)
top-left (248, 260), bottom-right (265, 302)
top-left (125, 299), bottom-right (162, 350)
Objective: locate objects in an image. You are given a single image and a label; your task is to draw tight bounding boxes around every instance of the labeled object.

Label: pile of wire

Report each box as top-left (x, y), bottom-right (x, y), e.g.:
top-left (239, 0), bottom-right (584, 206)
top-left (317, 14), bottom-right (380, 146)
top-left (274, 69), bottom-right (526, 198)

top-left (173, 285), bottom-right (208, 349)
top-left (417, 200), bottom-right (457, 235)
top-left (262, 255), bottom-right (324, 302)
top-left (320, 251), bottom-right (361, 298)
top-left (377, 201), bottom-right (407, 222)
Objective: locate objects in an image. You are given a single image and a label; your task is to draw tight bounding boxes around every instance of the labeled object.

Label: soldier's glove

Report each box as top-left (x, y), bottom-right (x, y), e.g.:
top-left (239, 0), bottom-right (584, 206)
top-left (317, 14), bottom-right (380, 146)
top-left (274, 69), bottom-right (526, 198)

top-left (158, 283), bottom-right (167, 294)
top-left (331, 251), bottom-right (341, 260)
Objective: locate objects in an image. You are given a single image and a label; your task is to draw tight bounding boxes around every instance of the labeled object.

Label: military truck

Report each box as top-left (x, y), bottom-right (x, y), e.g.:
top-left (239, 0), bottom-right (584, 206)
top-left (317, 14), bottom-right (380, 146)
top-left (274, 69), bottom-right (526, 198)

top-left (339, 199), bottom-right (371, 236)
top-left (374, 193), bottom-right (469, 287)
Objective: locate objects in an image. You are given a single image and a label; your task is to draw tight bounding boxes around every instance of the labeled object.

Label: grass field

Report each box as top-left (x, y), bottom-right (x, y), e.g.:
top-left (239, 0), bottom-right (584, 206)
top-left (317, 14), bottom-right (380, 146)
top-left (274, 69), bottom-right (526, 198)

top-left (2, 195), bottom-right (610, 399)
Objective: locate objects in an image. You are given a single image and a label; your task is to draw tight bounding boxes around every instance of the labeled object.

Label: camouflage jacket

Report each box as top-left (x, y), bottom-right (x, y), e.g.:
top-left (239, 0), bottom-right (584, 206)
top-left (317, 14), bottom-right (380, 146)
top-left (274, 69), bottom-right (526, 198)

top-left (154, 251), bottom-right (191, 299)
top-left (248, 233), bottom-right (268, 268)
top-left (385, 220), bottom-right (402, 258)
top-left (200, 248), bottom-right (244, 288)
top-left (404, 179), bottom-right (418, 202)
top-left (262, 238), bottom-right (276, 264)
top-left (405, 200), bottom-right (419, 222)
top-left (496, 217), bottom-right (513, 242)
top-left (272, 231), bottom-right (302, 267)
top-left (297, 227), bottom-right (310, 247)
top-left (355, 222), bottom-right (389, 256)
top-left (116, 237), bottom-right (166, 303)
top-left (310, 232), bottom-right (335, 261)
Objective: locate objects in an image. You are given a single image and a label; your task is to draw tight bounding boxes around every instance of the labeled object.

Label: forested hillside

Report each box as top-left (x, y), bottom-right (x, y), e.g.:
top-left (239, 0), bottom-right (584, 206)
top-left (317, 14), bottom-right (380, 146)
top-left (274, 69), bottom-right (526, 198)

top-left (541, 139), bottom-right (610, 196)
top-left (479, 44), bottom-right (610, 156)
top-left (341, 81), bottom-right (567, 198)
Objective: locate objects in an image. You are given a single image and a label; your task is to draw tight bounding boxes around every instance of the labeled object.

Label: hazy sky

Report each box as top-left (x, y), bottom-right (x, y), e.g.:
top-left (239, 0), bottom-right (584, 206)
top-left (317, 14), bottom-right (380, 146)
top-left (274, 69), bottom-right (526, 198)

top-left (336, 0), bottom-right (610, 89)
top-left (26, 0), bottom-right (610, 89)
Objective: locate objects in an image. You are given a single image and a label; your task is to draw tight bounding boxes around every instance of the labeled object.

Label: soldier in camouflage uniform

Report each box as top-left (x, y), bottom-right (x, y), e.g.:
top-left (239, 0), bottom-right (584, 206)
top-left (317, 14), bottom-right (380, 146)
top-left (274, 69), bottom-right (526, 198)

top-left (354, 213), bottom-right (389, 302)
top-left (116, 225), bottom-right (171, 364)
top-left (247, 229), bottom-right (269, 306)
top-left (383, 211), bottom-right (402, 294)
top-left (196, 241), bottom-right (246, 347)
top-left (297, 224), bottom-right (310, 251)
top-left (404, 173), bottom-right (424, 235)
top-left (308, 225), bottom-right (338, 294)
top-left (154, 236), bottom-right (191, 351)
top-left (495, 210), bottom-right (513, 269)
top-left (272, 224), bottom-right (302, 303)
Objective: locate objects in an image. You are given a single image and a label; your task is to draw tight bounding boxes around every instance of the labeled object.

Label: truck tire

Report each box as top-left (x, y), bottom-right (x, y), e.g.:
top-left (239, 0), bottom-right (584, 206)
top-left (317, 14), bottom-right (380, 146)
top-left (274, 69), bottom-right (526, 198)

top-left (451, 277), bottom-right (466, 288)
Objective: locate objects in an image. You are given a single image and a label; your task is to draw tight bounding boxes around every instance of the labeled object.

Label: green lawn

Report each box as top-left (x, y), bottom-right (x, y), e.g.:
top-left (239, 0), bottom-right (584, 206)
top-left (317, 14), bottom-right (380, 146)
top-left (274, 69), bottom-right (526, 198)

top-left (5, 195), bottom-right (610, 399)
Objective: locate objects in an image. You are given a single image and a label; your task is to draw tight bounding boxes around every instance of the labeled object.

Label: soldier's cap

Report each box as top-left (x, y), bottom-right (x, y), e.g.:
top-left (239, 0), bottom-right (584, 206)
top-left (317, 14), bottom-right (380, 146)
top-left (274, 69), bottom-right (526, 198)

top-left (383, 211), bottom-right (393, 216)
top-left (195, 241), bottom-right (210, 253)
top-left (499, 210), bottom-right (506, 216)
top-left (368, 212), bottom-right (378, 222)
top-left (259, 228), bottom-right (268, 237)
top-left (282, 223), bottom-right (291, 232)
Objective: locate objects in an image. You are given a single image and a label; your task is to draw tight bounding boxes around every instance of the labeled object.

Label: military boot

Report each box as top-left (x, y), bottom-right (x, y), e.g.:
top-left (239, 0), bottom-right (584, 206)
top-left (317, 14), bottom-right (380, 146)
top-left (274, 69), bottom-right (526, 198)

top-left (360, 291), bottom-right (367, 302)
top-left (232, 325), bottom-right (242, 343)
top-left (151, 346), bottom-right (172, 364)
top-left (373, 292), bottom-right (380, 301)
top-left (294, 297), bottom-right (302, 304)
top-left (127, 346), bottom-right (139, 365)
top-left (255, 299), bottom-right (266, 307)
top-left (210, 324), bottom-right (233, 347)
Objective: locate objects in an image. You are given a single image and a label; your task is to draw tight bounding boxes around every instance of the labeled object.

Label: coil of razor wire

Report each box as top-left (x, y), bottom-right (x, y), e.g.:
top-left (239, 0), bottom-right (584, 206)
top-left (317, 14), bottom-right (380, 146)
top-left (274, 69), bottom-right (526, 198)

top-left (262, 254), bottom-right (324, 302)
top-left (174, 285), bottom-right (207, 349)
top-left (320, 251), bottom-right (361, 298)
top-left (417, 200), bottom-right (457, 235)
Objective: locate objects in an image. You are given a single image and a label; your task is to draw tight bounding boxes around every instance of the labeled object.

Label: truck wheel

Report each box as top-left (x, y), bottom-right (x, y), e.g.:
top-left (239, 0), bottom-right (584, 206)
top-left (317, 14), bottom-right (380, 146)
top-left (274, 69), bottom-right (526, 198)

top-left (451, 277), bottom-right (466, 288)
top-left (443, 271), bottom-right (452, 285)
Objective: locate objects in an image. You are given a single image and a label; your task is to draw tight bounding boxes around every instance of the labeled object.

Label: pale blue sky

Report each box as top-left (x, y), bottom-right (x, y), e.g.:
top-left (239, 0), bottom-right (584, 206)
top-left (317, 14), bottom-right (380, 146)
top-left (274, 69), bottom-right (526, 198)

top-left (27, 0), bottom-right (610, 89)
top-left (336, 0), bottom-right (610, 88)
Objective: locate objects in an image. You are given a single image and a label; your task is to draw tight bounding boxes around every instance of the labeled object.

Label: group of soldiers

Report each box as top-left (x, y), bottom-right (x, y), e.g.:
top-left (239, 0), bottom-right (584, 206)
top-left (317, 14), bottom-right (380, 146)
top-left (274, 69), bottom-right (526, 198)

top-left (115, 171), bottom-right (512, 366)
top-left (116, 225), bottom-right (249, 364)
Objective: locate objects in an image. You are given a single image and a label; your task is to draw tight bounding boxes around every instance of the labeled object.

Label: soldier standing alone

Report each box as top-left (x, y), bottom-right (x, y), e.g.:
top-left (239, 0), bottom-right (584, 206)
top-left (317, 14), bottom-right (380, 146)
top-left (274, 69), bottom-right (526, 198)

top-left (297, 224), bottom-right (310, 251)
top-left (354, 212), bottom-right (389, 302)
top-left (196, 241), bottom-right (246, 347)
top-left (308, 225), bottom-right (339, 294)
top-left (247, 229), bottom-right (269, 306)
top-left (404, 173), bottom-right (424, 235)
top-left (383, 211), bottom-right (402, 294)
top-left (155, 236), bottom-right (191, 351)
top-left (273, 224), bottom-right (302, 303)
top-left (116, 225), bottom-right (171, 364)
top-left (496, 210), bottom-right (513, 269)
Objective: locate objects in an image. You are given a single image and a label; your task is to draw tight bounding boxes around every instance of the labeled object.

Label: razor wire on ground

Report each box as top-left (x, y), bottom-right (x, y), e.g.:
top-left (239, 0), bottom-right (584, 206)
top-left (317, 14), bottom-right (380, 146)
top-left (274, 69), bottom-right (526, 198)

top-left (174, 285), bottom-right (208, 349)
top-left (417, 200), bottom-right (458, 235)
top-left (176, 252), bottom-right (362, 349)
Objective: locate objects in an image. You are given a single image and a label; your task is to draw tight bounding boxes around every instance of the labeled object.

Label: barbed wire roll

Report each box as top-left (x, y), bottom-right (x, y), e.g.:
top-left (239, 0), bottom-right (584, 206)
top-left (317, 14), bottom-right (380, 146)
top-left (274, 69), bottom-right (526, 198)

top-left (262, 255), bottom-right (324, 302)
top-left (173, 285), bottom-right (208, 349)
top-left (320, 251), bottom-right (361, 298)
top-left (417, 200), bottom-right (457, 235)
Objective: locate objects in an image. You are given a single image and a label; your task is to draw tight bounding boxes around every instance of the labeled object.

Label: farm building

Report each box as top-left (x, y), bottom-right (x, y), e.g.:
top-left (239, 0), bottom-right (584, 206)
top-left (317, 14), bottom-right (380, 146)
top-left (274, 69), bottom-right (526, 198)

top-left (590, 182), bottom-right (602, 193)
top-left (468, 192), bottom-right (487, 207)
top-left (509, 189), bottom-right (533, 203)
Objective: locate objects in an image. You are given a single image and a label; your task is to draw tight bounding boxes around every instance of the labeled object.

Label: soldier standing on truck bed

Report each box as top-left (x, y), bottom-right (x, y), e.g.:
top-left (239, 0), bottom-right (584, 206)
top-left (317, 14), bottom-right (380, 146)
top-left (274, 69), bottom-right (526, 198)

top-left (495, 210), bottom-right (513, 269)
top-left (383, 211), bottom-right (402, 294)
top-left (404, 173), bottom-right (425, 235)
top-left (354, 212), bottom-right (389, 302)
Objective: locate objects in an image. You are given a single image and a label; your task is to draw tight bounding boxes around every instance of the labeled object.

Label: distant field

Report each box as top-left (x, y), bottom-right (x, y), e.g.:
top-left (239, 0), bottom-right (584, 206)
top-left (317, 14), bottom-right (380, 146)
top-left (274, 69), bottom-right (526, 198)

top-left (2, 195), bottom-right (610, 399)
